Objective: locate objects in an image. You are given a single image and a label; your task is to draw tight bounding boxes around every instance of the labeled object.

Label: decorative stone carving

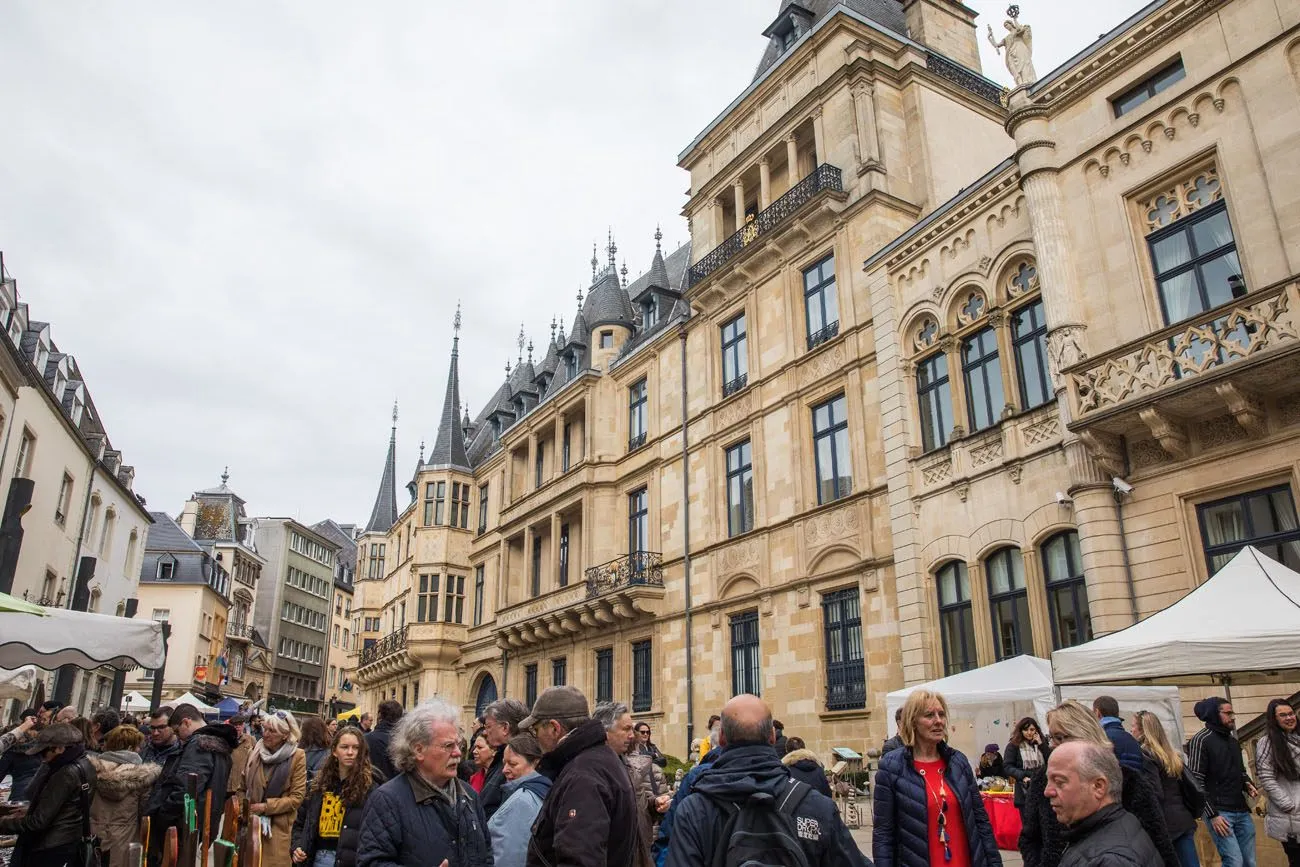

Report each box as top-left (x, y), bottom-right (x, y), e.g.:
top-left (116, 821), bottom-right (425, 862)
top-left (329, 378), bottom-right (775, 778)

top-left (1007, 462), bottom-right (1023, 485)
top-left (955, 482), bottom-right (970, 502)
top-left (913, 317), bottom-right (940, 352)
top-left (987, 6), bottom-right (1036, 87)
top-left (803, 504), bottom-right (860, 548)
top-left (802, 341), bottom-right (849, 386)
top-left (718, 392), bottom-right (753, 429)
top-left (921, 458), bottom-right (952, 486)
top-left (1139, 407), bottom-right (1190, 460)
top-left (979, 255), bottom-right (993, 274)
top-left (1214, 383), bottom-right (1266, 436)
top-left (969, 439), bottom-right (1004, 468)
top-left (796, 582), bottom-right (811, 608)
top-left (956, 291), bottom-right (988, 326)
top-left (1140, 166), bottom-right (1223, 232)
top-left (1007, 262), bottom-right (1039, 298)
top-left (1047, 325), bottom-right (1088, 377)
top-left (1079, 429), bottom-right (1126, 477)
top-left (1129, 439), bottom-right (1170, 469)
top-left (760, 593), bottom-right (774, 616)
top-left (717, 537), bottom-right (761, 574)
top-left (1198, 413), bottom-right (1247, 450)
top-left (862, 569), bottom-right (879, 592)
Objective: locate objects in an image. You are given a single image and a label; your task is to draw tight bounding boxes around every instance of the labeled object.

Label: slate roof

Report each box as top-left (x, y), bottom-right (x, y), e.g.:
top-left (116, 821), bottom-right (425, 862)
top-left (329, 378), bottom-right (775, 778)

top-left (141, 512), bottom-right (222, 587)
top-left (584, 267), bottom-right (635, 329)
top-left (145, 511), bottom-right (204, 553)
top-left (364, 425), bottom-right (399, 533)
top-left (428, 332), bottom-right (471, 470)
top-left (311, 519), bottom-right (358, 585)
top-left (191, 472), bottom-right (250, 542)
top-left (753, 0), bottom-right (908, 81)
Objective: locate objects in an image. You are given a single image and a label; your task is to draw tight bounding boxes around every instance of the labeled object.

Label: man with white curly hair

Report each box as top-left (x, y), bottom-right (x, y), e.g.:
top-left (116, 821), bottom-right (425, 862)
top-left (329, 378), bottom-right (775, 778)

top-left (356, 697), bottom-right (492, 867)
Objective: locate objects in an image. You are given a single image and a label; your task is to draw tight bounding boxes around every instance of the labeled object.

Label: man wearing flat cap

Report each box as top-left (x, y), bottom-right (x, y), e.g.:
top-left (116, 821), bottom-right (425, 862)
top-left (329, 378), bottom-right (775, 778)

top-left (0, 723), bottom-right (98, 864)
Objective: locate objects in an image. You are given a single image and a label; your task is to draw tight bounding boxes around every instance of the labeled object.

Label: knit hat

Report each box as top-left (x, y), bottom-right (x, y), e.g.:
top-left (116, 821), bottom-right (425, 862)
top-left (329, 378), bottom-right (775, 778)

top-left (984, 743), bottom-right (1000, 754)
top-left (1194, 696), bottom-right (1227, 723)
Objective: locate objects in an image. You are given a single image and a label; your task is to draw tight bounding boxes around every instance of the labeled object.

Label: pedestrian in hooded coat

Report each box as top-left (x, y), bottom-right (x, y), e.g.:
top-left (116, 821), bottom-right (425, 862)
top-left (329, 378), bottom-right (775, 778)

top-left (90, 726), bottom-right (162, 867)
top-left (782, 739), bottom-right (833, 798)
top-left (364, 701), bottom-right (403, 785)
top-left (144, 704), bottom-right (238, 865)
top-left (487, 734), bottom-right (551, 867)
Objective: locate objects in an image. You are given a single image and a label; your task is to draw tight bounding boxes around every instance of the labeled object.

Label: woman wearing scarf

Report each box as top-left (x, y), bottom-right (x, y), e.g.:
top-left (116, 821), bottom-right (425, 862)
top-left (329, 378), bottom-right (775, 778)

top-left (291, 727), bottom-right (376, 867)
top-left (1257, 699), bottom-right (1300, 867)
top-left (241, 711), bottom-right (307, 867)
top-left (0, 723), bottom-right (97, 867)
top-left (88, 725), bottom-right (161, 867)
top-left (1003, 717), bottom-right (1049, 812)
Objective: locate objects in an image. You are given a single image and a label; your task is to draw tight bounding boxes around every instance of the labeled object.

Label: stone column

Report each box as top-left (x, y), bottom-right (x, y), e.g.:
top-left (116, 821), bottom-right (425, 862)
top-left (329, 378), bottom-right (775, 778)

top-left (851, 82), bottom-right (881, 166)
top-left (786, 134), bottom-right (800, 184)
top-left (941, 337), bottom-right (968, 441)
top-left (524, 526), bottom-right (536, 597)
top-left (759, 157), bottom-right (772, 210)
top-left (551, 513), bottom-right (562, 588)
top-left (733, 180), bottom-right (746, 225)
top-left (811, 105), bottom-right (826, 167)
top-left (989, 311), bottom-right (1019, 417)
top-left (712, 197), bottom-right (726, 247)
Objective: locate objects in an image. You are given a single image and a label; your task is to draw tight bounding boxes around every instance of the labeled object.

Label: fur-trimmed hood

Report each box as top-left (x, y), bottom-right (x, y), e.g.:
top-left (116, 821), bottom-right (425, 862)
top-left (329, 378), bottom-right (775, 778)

top-left (89, 755), bottom-right (161, 801)
top-left (190, 723), bottom-right (239, 754)
top-left (781, 748), bottom-right (822, 767)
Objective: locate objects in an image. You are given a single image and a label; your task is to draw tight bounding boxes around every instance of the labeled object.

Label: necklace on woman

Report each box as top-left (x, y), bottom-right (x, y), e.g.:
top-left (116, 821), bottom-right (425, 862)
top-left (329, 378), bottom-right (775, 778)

top-left (917, 762), bottom-right (953, 862)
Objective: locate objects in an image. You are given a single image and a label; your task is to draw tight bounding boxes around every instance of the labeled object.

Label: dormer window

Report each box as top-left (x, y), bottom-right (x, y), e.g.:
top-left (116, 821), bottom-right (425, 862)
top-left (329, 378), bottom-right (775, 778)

top-left (69, 385), bottom-right (85, 426)
top-left (764, 3), bottom-right (811, 56)
top-left (490, 418), bottom-right (501, 442)
top-left (565, 353), bottom-right (579, 378)
top-left (34, 334), bottom-right (50, 377)
top-left (157, 558), bottom-right (175, 580)
top-left (643, 297), bottom-right (658, 329)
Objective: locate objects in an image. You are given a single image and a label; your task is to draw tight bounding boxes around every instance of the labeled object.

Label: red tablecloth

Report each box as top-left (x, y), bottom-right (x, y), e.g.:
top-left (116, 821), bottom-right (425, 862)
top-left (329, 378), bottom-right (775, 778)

top-left (981, 792), bottom-right (1022, 851)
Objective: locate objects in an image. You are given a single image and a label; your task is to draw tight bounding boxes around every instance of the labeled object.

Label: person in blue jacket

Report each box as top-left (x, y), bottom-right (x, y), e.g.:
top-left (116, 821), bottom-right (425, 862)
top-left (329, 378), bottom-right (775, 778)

top-left (486, 733), bottom-right (551, 867)
top-left (1092, 696), bottom-right (1144, 772)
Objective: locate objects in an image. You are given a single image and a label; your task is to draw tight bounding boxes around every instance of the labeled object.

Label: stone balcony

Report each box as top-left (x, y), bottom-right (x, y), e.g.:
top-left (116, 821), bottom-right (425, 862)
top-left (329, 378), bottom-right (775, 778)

top-left (225, 622), bottom-right (255, 643)
top-left (1065, 277), bottom-right (1300, 473)
top-left (353, 620), bottom-right (471, 686)
top-left (495, 551), bottom-right (666, 649)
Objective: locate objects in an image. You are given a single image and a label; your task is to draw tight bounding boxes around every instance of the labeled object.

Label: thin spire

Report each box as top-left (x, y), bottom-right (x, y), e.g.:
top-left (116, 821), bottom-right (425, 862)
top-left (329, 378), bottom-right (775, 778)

top-left (517, 324), bottom-right (526, 364)
top-left (392, 399), bottom-right (399, 428)
top-left (419, 440), bottom-right (425, 462)
top-left (591, 242), bottom-right (599, 280)
top-left (364, 408), bottom-right (400, 534)
top-left (621, 260), bottom-right (628, 287)
top-left (527, 339), bottom-right (534, 363)
top-left (655, 224), bottom-right (663, 251)
top-left (221, 466), bottom-right (230, 486)
top-left (607, 228), bottom-right (617, 266)
top-left (577, 286), bottom-right (584, 309)
top-left (550, 315), bottom-right (557, 344)
top-left (428, 311), bottom-right (470, 470)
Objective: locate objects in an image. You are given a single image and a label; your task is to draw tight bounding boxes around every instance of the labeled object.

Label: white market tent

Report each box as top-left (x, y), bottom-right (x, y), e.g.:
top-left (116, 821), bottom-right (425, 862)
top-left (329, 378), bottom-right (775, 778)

top-left (172, 691), bottom-right (220, 715)
top-left (0, 666), bottom-right (39, 702)
top-left (121, 690), bottom-right (152, 713)
top-left (886, 656), bottom-right (1183, 759)
top-left (0, 600), bottom-right (165, 671)
top-left (1052, 546), bottom-right (1300, 688)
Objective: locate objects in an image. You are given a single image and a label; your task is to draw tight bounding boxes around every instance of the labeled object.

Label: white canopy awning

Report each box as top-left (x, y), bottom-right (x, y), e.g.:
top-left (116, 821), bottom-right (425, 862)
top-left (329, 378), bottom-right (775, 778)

top-left (0, 666), bottom-right (39, 702)
top-left (886, 655), bottom-right (1183, 756)
top-left (1052, 546), bottom-right (1300, 687)
top-left (0, 603), bottom-right (165, 671)
top-left (173, 691), bottom-right (219, 714)
top-left (121, 690), bottom-right (152, 712)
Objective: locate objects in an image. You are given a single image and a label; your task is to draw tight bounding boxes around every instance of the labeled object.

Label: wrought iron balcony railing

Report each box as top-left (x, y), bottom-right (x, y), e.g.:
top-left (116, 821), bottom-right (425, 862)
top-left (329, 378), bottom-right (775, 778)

top-left (1067, 278), bottom-right (1300, 421)
top-left (722, 373), bottom-right (748, 399)
top-left (688, 164), bottom-right (843, 288)
top-left (807, 320), bottom-right (841, 352)
top-left (359, 624), bottom-right (408, 667)
top-left (628, 432), bottom-right (648, 453)
top-left (925, 52), bottom-right (1006, 106)
top-left (585, 551), bottom-right (664, 599)
top-left (825, 663), bottom-right (867, 711)
top-left (226, 622), bottom-right (255, 641)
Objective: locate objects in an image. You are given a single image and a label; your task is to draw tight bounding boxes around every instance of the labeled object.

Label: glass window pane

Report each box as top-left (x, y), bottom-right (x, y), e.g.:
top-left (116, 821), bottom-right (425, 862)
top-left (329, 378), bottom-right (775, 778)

top-left (1152, 232), bottom-right (1192, 273)
top-left (1200, 252), bottom-right (1242, 309)
top-left (1160, 271), bottom-right (1202, 322)
top-left (807, 296), bottom-right (825, 333)
top-left (1192, 211), bottom-right (1233, 254)
top-left (834, 428), bottom-right (852, 493)
top-left (822, 284), bottom-right (839, 324)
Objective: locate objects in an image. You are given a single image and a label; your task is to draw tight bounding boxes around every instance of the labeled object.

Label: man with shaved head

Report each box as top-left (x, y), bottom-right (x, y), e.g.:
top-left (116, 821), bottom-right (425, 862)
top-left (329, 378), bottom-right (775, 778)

top-left (664, 694), bottom-right (870, 866)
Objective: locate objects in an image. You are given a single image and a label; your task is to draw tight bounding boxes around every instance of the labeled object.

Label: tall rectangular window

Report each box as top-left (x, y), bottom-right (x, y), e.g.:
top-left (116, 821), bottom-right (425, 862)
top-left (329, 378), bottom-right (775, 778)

top-left (423, 483), bottom-right (436, 527)
top-left (55, 472), bottom-right (73, 526)
top-left (803, 255), bottom-right (840, 350)
top-left (628, 488), bottom-right (649, 557)
top-left (595, 648), bottom-right (614, 704)
top-left (14, 430), bottom-right (34, 479)
top-left (822, 588), bottom-right (866, 710)
top-left (531, 537), bottom-right (543, 597)
top-left (452, 483), bottom-right (470, 529)
top-left (417, 574), bottom-right (439, 622)
top-left (962, 327), bottom-right (1004, 432)
top-left (1149, 201), bottom-right (1243, 324)
top-left (1112, 58), bottom-right (1185, 117)
top-left (986, 548), bottom-right (1030, 660)
top-left (1041, 531), bottom-right (1092, 649)
top-left (443, 574), bottom-right (465, 623)
top-left (628, 379), bottom-right (648, 451)
top-left (1197, 485), bottom-right (1300, 574)
top-left (473, 565), bottom-right (485, 626)
top-left (535, 443), bottom-right (545, 488)
top-left (562, 423), bottom-right (572, 471)
top-left (524, 664), bottom-right (538, 708)
top-left (631, 640), bottom-right (652, 712)
top-left (937, 562), bottom-right (976, 675)
top-left (730, 610), bottom-right (762, 696)
top-left (1012, 299), bottom-right (1052, 411)
top-left (377, 544), bottom-right (386, 579)
top-left (478, 484), bottom-right (489, 533)
top-left (721, 313), bottom-right (748, 397)
top-left (812, 394), bottom-right (852, 504)
top-left (552, 657), bottom-right (567, 687)
top-left (559, 524), bottom-right (570, 587)
top-left (918, 353), bottom-right (953, 452)
top-left (434, 482), bottom-right (447, 526)
top-left (726, 440), bottom-right (754, 536)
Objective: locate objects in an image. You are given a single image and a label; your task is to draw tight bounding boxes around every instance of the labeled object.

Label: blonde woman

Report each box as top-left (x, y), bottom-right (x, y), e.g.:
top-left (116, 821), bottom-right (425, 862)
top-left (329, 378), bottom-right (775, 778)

top-left (872, 689), bottom-right (1001, 867)
top-left (1133, 710), bottom-right (1204, 867)
top-left (242, 711), bottom-right (308, 867)
top-left (1019, 700), bottom-right (1177, 867)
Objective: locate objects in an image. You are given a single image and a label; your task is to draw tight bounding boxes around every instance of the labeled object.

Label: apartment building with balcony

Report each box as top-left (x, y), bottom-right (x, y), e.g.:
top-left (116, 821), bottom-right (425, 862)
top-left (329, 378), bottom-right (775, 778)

top-left (312, 518), bottom-right (359, 714)
top-left (353, 0), bottom-right (1300, 756)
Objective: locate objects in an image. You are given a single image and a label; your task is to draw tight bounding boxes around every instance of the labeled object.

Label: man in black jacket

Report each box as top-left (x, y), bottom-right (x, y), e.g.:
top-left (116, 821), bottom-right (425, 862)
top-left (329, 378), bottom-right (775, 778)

top-left (1186, 696), bottom-right (1258, 867)
top-left (365, 700), bottom-right (403, 784)
top-left (0, 709), bottom-right (42, 800)
top-left (525, 685), bottom-right (639, 867)
top-left (0, 723), bottom-right (98, 864)
top-left (479, 697), bottom-right (528, 818)
top-left (664, 694), bottom-right (869, 867)
top-left (144, 705), bottom-right (238, 866)
top-left (1046, 741), bottom-right (1160, 867)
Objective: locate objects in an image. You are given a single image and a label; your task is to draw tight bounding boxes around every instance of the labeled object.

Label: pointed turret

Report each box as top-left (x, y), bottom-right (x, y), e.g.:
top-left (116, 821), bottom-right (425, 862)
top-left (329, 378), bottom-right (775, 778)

top-left (428, 307), bottom-right (471, 470)
top-left (365, 403), bottom-right (400, 534)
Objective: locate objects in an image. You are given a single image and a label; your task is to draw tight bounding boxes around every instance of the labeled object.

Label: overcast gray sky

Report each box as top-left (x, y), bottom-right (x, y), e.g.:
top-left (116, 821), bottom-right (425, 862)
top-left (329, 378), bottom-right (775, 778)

top-left (0, 0), bottom-right (1142, 525)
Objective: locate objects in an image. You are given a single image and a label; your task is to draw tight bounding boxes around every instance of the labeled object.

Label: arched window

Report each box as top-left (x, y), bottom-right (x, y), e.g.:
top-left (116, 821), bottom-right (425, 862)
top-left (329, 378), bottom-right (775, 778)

top-left (1041, 531), bottom-right (1092, 648)
top-left (936, 561), bottom-right (975, 675)
top-left (475, 674), bottom-right (498, 719)
top-left (986, 548), bottom-right (1030, 659)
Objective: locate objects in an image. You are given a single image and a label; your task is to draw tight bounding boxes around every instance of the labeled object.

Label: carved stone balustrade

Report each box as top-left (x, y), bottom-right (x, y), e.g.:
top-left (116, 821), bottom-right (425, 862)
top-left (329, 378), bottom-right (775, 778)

top-left (353, 625), bottom-right (420, 686)
top-left (1065, 277), bottom-right (1300, 473)
top-left (494, 552), bottom-right (665, 649)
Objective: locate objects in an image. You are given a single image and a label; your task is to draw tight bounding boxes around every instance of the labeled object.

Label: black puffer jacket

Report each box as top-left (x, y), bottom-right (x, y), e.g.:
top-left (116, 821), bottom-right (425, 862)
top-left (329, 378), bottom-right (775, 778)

top-left (1140, 752), bottom-right (1204, 840)
top-left (527, 718), bottom-right (639, 867)
top-left (1019, 761), bottom-right (1178, 867)
top-left (365, 720), bottom-right (399, 784)
top-left (1058, 804), bottom-right (1161, 867)
top-left (0, 747), bottom-right (96, 854)
top-left (293, 777), bottom-right (377, 867)
top-left (145, 723), bottom-right (238, 835)
top-left (873, 743), bottom-right (999, 867)
top-left (665, 744), bottom-right (868, 867)
top-left (1003, 740), bottom-right (1050, 808)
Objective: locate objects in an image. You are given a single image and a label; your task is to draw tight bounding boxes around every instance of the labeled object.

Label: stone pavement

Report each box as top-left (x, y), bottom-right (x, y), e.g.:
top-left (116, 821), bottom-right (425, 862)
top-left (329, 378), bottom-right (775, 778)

top-left (848, 824), bottom-right (1023, 865)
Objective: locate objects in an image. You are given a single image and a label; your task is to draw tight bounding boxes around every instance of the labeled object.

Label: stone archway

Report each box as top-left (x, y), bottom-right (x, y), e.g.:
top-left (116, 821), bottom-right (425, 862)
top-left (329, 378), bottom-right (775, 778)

top-left (474, 674), bottom-right (498, 719)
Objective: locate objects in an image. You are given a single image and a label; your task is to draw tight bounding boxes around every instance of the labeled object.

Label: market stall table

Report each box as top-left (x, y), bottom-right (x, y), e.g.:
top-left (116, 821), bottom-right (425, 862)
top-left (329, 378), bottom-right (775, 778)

top-left (981, 790), bottom-right (1022, 851)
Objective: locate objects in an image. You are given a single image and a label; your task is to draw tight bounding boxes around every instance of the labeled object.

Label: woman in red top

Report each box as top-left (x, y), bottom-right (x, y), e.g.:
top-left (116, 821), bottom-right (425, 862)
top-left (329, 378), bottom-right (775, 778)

top-left (468, 730), bottom-right (494, 793)
top-left (872, 689), bottom-right (1001, 867)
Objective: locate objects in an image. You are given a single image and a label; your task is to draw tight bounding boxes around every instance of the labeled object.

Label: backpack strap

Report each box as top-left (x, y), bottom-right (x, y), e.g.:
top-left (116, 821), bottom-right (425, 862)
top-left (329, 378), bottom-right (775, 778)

top-left (775, 778), bottom-right (811, 819)
top-left (708, 799), bottom-right (743, 867)
top-left (73, 758), bottom-right (93, 841)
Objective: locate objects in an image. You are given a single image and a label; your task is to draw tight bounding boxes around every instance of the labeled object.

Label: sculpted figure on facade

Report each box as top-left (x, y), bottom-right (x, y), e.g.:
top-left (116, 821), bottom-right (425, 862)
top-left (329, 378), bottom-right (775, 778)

top-left (988, 5), bottom-right (1036, 87)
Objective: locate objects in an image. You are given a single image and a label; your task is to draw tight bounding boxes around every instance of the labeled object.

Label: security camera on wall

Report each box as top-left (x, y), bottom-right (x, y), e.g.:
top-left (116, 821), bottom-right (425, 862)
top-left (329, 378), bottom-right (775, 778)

top-left (1112, 477), bottom-right (1134, 495)
top-left (1055, 491), bottom-right (1073, 506)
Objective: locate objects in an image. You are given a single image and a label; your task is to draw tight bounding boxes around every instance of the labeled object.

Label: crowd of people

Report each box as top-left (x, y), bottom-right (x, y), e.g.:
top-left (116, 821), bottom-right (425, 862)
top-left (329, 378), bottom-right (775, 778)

top-left (0, 688), bottom-right (1294, 867)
